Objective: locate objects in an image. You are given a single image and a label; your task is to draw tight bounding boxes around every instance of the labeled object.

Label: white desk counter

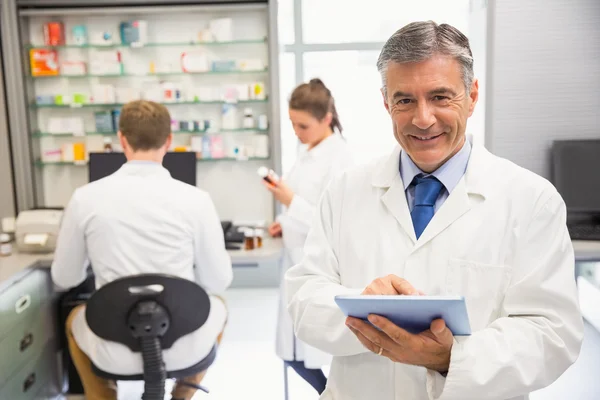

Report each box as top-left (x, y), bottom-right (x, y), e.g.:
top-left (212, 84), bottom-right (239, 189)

top-left (4, 239), bottom-right (600, 291)
top-left (228, 238), bottom-right (282, 264)
top-left (573, 240), bottom-right (600, 261)
top-left (0, 238), bottom-right (283, 291)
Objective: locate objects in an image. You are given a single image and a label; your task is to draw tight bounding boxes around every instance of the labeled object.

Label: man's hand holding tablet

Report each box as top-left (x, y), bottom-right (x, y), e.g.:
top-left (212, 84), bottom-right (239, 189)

top-left (339, 274), bottom-right (462, 373)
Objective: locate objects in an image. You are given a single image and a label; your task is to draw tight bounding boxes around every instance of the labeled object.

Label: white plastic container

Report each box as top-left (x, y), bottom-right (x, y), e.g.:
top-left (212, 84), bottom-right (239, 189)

top-left (0, 233), bottom-right (12, 257)
top-left (242, 108), bottom-right (254, 129)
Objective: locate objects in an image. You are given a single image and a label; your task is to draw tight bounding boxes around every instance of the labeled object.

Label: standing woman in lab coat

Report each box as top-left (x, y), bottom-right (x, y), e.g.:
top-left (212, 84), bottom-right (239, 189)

top-left (263, 78), bottom-right (353, 394)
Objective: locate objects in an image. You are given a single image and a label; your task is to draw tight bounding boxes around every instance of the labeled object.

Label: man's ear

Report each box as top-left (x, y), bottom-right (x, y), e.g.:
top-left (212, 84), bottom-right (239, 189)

top-left (164, 133), bottom-right (173, 150)
top-left (468, 79), bottom-right (479, 117)
top-left (117, 131), bottom-right (128, 151)
top-left (381, 88), bottom-right (391, 115)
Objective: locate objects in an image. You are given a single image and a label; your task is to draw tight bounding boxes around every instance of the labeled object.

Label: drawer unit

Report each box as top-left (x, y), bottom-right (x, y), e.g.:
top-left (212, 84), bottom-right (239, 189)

top-left (0, 340), bottom-right (55, 400)
top-left (0, 269), bottom-right (51, 340)
top-left (0, 311), bottom-right (47, 387)
top-left (231, 259), bottom-right (279, 288)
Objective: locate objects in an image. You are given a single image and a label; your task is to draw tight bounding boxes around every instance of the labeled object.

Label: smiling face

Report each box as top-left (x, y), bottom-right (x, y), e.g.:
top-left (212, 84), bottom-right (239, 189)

top-left (382, 55), bottom-right (478, 173)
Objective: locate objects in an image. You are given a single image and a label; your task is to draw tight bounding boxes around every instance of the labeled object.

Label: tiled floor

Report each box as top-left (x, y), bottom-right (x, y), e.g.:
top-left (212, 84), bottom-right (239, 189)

top-left (67, 288), bottom-right (600, 400)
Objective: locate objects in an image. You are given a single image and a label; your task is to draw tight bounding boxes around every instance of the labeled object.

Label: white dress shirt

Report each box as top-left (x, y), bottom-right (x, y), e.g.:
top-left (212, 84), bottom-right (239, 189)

top-left (51, 161), bottom-right (233, 374)
top-left (400, 139), bottom-right (472, 212)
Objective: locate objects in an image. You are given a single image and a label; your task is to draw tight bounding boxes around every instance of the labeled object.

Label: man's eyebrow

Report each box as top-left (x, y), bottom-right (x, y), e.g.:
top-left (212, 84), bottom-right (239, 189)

top-left (392, 91), bottom-right (413, 99)
top-left (391, 88), bottom-right (458, 99)
top-left (428, 87), bottom-right (457, 97)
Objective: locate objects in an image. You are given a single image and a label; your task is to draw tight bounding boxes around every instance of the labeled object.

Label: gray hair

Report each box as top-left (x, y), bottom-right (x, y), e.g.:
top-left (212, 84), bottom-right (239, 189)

top-left (377, 21), bottom-right (474, 95)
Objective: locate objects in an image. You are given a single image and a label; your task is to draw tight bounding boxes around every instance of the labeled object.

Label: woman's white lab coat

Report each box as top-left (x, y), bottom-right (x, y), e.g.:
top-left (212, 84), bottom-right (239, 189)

top-left (285, 142), bottom-right (584, 399)
top-left (275, 133), bottom-right (354, 369)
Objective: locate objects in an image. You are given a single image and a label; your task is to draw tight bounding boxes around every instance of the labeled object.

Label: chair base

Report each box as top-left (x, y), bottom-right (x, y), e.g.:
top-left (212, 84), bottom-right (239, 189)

top-left (91, 345), bottom-right (217, 381)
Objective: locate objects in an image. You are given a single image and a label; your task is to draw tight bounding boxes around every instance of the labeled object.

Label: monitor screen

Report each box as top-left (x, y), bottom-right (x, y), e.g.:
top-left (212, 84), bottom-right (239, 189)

top-left (88, 152), bottom-right (197, 186)
top-left (551, 139), bottom-right (600, 213)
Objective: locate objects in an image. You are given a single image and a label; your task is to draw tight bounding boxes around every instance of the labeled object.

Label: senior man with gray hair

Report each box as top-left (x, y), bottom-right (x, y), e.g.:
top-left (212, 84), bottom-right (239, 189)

top-left (285, 21), bottom-right (583, 400)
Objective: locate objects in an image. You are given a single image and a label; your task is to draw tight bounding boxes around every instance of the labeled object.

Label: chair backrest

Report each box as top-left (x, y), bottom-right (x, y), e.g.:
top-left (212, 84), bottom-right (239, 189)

top-left (85, 274), bottom-right (210, 352)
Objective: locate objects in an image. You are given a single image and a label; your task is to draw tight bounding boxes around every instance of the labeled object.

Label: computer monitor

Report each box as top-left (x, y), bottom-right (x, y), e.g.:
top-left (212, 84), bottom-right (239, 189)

top-left (88, 152), bottom-right (197, 186)
top-left (551, 139), bottom-right (600, 214)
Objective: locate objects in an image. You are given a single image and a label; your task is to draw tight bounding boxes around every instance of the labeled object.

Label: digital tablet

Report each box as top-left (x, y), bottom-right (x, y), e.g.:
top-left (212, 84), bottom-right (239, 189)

top-left (335, 295), bottom-right (471, 336)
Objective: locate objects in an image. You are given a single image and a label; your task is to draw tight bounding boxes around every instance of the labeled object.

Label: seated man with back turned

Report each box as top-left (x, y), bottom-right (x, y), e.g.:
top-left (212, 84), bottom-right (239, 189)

top-left (51, 100), bottom-right (233, 400)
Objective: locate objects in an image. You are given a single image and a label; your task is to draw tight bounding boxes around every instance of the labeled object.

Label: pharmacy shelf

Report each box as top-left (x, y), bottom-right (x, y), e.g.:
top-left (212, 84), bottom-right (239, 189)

top-left (31, 99), bottom-right (268, 109)
top-left (30, 68), bottom-right (269, 79)
top-left (31, 128), bottom-right (269, 138)
top-left (35, 156), bottom-right (270, 166)
top-left (33, 131), bottom-right (116, 137)
top-left (25, 38), bottom-right (267, 50)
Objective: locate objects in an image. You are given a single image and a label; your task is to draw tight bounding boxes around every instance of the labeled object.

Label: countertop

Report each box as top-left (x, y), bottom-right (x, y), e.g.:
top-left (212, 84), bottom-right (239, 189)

top-left (2, 239), bottom-right (599, 291)
top-left (228, 238), bottom-right (282, 264)
top-left (0, 239), bottom-right (283, 290)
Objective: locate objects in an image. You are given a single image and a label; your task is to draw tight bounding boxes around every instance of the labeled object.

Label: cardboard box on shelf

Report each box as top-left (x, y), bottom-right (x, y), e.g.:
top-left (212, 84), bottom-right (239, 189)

top-left (250, 82), bottom-right (266, 100)
top-left (29, 49), bottom-right (59, 76)
top-left (43, 22), bottom-right (65, 46)
top-left (210, 136), bottom-right (225, 158)
top-left (237, 59), bottom-right (264, 71)
top-left (89, 50), bottom-right (123, 75)
top-left (115, 87), bottom-right (140, 104)
top-left (60, 61), bottom-right (87, 76)
top-left (120, 20), bottom-right (148, 46)
top-left (73, 143), bottom-right (86, 161)
top-left (61, 144), bottom-right (74, 162)
top-left (254, 135), bottom-right (269, 158)
top-left (42, 149), bottom-right (62, 162)
top-left (91, 84), bottom-right (116, 104)
top-left (181, 51), bottom-right (210, 73)
top-left (48, 117), bottom-right (85, 135)
top-left (95, 111), bottom-right (114, 132)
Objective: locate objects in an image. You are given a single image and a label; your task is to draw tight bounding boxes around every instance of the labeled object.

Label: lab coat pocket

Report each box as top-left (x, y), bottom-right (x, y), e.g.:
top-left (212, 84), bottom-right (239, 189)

top-left (446, 259), bottom-right (512, 330)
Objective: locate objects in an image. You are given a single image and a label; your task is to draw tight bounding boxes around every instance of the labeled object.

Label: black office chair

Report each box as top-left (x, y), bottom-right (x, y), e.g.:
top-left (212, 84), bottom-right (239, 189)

top-left (85, 274), bottom-right (217, 400)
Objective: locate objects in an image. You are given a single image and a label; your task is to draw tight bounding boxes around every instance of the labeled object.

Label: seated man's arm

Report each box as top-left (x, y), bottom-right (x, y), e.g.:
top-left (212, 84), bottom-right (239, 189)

top-left (285, 176), bottom-right (368, 357)
top-left (428, 190), bottom-right (584, 400)
top-left (51, 190), bottom-right (90, 290)
top-left (193, 193), bottom-right (233, 294)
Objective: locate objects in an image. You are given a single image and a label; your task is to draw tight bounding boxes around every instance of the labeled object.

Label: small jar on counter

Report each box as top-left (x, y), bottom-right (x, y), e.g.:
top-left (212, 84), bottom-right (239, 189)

top-left (103, 137), bottom-right (113, 152)
top-left (0, 233), bottom-right (12, 257)
top-left (244, 229), bottom-right (255, 251)
top-left (255, 228), bottom-right (264, 248)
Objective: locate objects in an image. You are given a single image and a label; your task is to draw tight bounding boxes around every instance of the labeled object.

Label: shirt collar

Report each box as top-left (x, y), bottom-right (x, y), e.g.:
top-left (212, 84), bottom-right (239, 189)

top-left (117, 160), bottom-right (171, 178)
top-left (400, 138), bottom-right (472, 192)
top-left (127, 160), bottom-right (161, 165)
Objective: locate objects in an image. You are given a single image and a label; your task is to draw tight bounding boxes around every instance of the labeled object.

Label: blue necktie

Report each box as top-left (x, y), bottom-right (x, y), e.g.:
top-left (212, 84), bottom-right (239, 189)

top-left (410, 175), bottom-right (443, 239)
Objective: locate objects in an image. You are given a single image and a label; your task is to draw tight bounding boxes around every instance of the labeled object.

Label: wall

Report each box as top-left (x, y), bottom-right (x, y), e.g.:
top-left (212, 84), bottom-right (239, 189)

top-left (0, 50), bottom-right (17, 220)
top-left (0, 130), bottom-right (16, 220)
top-left (485, 0), bottom-right (600, 178)
top-left (467, 0), bottom-right (488, 145)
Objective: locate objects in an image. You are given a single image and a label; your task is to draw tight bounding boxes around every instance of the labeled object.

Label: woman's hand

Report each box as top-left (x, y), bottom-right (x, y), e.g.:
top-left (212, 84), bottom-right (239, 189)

top-left (268, 222), bottom-right (282, 237)
top-left (262, 180), bottom-right (295, 207)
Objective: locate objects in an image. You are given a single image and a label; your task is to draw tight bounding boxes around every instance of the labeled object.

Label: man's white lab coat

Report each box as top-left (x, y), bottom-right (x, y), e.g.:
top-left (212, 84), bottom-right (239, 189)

top-left (52, 161), bottom-right (232, 374)
top-left (286, 143), bottom-right (584, 400)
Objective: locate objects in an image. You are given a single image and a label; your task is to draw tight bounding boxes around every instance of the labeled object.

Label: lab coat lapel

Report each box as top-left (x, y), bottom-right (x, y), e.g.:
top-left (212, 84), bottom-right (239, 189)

top-left (412, 178), bottom-right (471, 251)
top-left (412, 143), bottom-right (491, 252)
top-left (381, 177), bottom-right (417, 243)
top-left (373, 146), bottom-right (417, 244)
